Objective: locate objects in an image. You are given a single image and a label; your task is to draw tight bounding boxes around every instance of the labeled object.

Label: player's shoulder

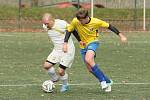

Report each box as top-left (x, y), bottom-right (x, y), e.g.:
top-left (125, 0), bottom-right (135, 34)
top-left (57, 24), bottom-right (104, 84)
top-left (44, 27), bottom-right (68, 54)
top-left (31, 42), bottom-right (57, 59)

top-left (72, 17), bottom-right (79, 23)
top-left (91, 17), bottom-right (103, 22)
top-left (72, 17), bottom-right (78, 21)
top-left (91, 17), bottom-right (107, 24)
top-left (54, 19), bottom-right (68, 28)
top-left (55, 19), bottom-right (68, 24)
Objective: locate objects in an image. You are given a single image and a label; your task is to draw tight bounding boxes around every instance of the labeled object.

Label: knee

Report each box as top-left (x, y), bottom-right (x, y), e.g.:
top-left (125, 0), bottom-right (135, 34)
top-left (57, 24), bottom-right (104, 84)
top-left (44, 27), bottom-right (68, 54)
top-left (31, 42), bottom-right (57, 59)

top-left (85, 57), bottom-right (92, 65)
top-left (58, 68), bottom-right (65, 76)
top-left (43, 62), bottom-right (52, 70)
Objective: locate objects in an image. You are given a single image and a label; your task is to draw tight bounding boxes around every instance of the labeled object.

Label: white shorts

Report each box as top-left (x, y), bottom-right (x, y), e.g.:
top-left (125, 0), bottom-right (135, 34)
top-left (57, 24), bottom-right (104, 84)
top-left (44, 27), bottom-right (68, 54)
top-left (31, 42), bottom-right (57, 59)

top-left (46, 47), bottom-right (75, 68)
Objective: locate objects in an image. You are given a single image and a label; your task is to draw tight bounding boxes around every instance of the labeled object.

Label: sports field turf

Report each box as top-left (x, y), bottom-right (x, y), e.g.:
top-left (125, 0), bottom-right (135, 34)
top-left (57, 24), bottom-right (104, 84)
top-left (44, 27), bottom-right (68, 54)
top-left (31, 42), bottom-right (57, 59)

top-left (0, 32), bottom-right (150, 100)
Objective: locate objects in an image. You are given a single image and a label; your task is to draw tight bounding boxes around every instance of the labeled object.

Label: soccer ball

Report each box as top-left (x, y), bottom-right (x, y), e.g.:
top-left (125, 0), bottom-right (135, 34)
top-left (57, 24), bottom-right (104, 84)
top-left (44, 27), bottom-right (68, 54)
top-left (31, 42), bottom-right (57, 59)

top-left (42, 80), bottom-right (55, 93)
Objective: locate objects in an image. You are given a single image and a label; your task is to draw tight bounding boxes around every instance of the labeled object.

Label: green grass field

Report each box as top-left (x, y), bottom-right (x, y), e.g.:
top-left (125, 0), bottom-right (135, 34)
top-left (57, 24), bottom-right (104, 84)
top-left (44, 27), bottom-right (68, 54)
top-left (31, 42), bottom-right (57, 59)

top-left (0, 32), bottom-right (150, 100)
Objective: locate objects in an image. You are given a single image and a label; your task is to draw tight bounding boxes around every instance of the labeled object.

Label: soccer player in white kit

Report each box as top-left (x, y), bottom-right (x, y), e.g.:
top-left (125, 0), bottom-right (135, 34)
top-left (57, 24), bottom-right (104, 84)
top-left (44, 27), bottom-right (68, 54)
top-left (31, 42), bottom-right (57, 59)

top-left (42, 13), bottom-right (77, 92)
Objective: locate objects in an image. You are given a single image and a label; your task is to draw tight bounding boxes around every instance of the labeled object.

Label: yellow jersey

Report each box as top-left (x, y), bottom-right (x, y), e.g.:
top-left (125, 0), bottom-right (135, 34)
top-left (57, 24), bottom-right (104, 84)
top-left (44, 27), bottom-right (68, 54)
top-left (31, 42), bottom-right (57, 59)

top-left (67, 17), bottom-right (109, 48)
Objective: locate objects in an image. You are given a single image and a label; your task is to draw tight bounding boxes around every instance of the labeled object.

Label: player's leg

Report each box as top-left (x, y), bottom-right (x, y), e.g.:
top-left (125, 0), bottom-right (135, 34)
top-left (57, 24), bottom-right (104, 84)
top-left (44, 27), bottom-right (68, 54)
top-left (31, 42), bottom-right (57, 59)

top-left (58, 65), bottom-right (69, 92)
top-left (43, 50), bottom-right (59, 82)
top-left (84, 42), bottom-right (111, 89)
top-left (85, 50), bottom-right (108, 89)
top-left (86, 50), bottom-right (111, 82)
top-left (80, 49), bottom-right (93, 71)
top-left (59, 45), bottom-right (75, 92)
top-left (43, 61), bottom-right (59, 82)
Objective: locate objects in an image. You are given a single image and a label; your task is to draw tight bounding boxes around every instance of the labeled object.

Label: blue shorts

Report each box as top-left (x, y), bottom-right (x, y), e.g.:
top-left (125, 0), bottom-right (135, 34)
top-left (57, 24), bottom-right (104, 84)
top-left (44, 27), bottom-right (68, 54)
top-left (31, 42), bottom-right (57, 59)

top-left (80, 41), bottom-right (100, 62)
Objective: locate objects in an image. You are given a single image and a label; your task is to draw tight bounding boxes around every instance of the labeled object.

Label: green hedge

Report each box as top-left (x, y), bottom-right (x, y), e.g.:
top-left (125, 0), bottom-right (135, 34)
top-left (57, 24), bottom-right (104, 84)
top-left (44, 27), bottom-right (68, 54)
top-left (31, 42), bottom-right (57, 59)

top-left (0, 6), bottom-right (148, 21)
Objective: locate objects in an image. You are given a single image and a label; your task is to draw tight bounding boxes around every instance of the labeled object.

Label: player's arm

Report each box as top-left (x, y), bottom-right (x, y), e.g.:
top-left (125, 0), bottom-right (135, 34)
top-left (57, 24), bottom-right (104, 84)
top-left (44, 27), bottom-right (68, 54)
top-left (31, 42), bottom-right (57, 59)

top-left (64, 30), bottom-right (81, 42)
top-left (99, 20), bottom-right (120, 35)
top-left (64, 19), bottom-right (82, 52)
top-left (63, 30), bottom-right (71, 53)
top-left (108, 24), bottom-right (127, 43)
top-left (72, 30), bottom-right (81, 42)
top-left (64, 29), bottom-right (82, 53)
top-left (108, 24), bottom-right (120, 35)
top-left (64, 30), bottom-right (71, 43)
top-left (99, 19), bottom-right (127, 43)
top-left (64, 18), bottom-right (80, 42)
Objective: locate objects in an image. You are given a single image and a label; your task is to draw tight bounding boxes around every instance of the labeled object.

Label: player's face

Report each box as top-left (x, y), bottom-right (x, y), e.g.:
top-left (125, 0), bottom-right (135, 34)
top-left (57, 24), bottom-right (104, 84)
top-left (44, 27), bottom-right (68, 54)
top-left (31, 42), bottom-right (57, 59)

top-left (43, 18), bottom-right (54, 29)
top-left (79, 17), bottom-right (89, 25)
top-left (45, 19), bottom-right (54, 29)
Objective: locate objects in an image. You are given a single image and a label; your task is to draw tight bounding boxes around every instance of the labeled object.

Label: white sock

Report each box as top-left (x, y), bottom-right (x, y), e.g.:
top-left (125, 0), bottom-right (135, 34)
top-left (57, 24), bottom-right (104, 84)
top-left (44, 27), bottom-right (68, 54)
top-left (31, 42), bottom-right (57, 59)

top-left (59, 73), bottom-right (68, 85)
top-left (48, 67), bottom-right (59, 82)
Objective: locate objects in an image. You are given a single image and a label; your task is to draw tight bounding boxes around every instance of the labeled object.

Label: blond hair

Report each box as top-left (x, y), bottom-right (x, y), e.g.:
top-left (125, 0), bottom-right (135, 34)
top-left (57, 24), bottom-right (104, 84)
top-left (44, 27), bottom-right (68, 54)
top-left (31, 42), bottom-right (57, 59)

top-left (42, 13), bottom-right (54, 23)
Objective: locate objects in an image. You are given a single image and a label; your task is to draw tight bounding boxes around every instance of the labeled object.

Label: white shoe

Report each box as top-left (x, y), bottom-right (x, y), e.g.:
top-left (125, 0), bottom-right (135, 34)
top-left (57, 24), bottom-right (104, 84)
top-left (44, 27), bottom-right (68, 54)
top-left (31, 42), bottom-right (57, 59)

top-left (105, 85), bottom-right (111, 92)
top-left (101, 81), bottom-right (108, 90)
top-left (105, 80), bottom-right (113, 92)
top-left (60, 84), bottom-right (69, 92)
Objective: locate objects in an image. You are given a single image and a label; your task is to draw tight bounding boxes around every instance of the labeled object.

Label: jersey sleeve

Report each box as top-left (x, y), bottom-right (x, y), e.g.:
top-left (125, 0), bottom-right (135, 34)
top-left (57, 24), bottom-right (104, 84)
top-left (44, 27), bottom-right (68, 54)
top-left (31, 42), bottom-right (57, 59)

top-left (98, 19), bottom-right (109, 28)
top-left (67, 18), bottom-right (76, 32)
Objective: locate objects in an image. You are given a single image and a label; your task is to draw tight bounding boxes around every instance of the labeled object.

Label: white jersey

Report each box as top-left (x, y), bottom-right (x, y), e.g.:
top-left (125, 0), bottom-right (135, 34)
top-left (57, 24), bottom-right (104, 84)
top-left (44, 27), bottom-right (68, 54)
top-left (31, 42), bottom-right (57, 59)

top-left (43, 19), bottom-right (75, 67)
top-left (43, 19), bottom-right (74, 51)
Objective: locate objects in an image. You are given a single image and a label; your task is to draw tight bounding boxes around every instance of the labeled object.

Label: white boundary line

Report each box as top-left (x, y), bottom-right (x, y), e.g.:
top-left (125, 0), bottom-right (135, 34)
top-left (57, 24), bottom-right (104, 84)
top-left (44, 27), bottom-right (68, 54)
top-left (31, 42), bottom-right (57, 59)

top-left (0, 83), bottom-right (150, 87)
top-left (73, 41), bottom-right (150, 44)
top-left (0, 34), bottom-right (14, 37)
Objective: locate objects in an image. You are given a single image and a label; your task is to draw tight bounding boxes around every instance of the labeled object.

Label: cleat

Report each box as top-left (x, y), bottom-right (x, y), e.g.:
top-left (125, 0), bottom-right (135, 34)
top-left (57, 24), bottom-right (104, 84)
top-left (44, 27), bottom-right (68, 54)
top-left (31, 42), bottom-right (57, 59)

top-left (105, 85), bottom-right (111, 92)
top-left (101, 81), bottom-right (108, 90)
top-left (105, 80), bottom-right (113, 92)
top-left (60, 85), bottom-right (69, 92)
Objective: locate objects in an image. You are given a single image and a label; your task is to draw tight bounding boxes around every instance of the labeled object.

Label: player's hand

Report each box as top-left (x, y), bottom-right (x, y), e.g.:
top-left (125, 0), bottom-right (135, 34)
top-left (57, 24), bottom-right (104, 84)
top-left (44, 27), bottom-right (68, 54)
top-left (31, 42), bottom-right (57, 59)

top-left (119, 33), bottom-right (127, 43)
top-left (79, 41), bottom-right (86, 47)
top-left (63, 42), bottom-right (68, 53)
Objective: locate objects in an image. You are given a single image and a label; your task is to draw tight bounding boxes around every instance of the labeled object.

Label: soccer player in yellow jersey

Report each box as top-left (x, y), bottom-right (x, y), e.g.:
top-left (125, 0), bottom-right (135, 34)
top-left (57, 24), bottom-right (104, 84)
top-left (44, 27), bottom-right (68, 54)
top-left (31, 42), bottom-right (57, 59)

top-left (63, 9), bottom-right (127, 92)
